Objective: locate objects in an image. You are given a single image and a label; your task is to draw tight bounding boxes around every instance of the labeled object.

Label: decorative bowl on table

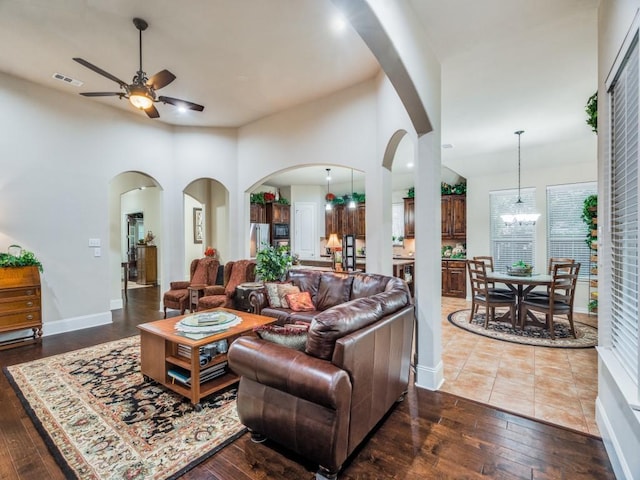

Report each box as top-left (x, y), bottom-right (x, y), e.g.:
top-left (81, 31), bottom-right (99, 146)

top-left (506, 265), bottom-right (533, 277)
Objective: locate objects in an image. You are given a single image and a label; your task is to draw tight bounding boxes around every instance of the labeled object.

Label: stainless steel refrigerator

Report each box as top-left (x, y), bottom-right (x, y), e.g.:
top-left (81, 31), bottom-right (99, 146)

top-left (250, 223), bottom-right (270, 257)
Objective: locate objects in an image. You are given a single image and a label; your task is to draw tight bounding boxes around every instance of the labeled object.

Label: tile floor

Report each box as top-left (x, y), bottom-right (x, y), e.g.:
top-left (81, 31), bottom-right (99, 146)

top-left (440, 297), bottom-right (600, 436)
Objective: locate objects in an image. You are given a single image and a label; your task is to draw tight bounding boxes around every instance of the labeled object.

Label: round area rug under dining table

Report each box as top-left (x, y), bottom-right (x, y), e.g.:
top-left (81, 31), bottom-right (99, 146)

top-left (447, 309), bottom-right (598, 348)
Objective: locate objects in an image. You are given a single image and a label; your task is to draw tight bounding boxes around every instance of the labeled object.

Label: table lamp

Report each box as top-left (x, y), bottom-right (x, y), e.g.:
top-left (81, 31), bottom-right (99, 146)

top-left (326, 233), bottom-right (341, 270)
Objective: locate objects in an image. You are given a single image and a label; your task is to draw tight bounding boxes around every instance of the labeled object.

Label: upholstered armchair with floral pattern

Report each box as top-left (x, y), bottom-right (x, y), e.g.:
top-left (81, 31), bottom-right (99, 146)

top-left (198, 259), bottom-right (256, 310)
top-left (162, 257), bottom-right (220, 317)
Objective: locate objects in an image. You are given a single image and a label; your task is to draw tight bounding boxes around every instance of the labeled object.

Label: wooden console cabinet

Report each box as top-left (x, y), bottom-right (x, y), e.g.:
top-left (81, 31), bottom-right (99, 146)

top-left (0, 266), bottom-right (42, 349)
top-left (136, 245), bottom-right (157, 285)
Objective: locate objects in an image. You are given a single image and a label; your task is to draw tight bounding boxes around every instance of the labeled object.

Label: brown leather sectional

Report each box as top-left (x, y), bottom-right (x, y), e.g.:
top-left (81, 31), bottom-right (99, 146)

top-left (227, 269), bottom-right (415, 479)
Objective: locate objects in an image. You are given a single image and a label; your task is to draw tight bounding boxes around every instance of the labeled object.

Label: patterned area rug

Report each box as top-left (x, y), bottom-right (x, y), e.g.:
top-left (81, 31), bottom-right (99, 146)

top-left (448, 309), bottom-right (598, 348)
top-left (3, 336), bottom-right (246, 480)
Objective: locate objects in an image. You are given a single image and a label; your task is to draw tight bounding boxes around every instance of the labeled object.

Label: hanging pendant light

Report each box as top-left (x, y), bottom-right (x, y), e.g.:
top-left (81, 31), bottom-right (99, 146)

top-left (348, 169), bottom-right (356, 209)
top-left (325, 168), bottom-right (334, 211)
top-left (500, 130), bottom-right (541, 225)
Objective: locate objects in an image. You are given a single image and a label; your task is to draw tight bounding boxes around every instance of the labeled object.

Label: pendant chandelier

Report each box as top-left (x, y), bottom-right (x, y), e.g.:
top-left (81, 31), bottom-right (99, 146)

top-left (348, 169), bottom-right (356, 209)
top-left (500, 130), bottom-right (540, 225)
top-left (325, 168), bottom-right (334, 211)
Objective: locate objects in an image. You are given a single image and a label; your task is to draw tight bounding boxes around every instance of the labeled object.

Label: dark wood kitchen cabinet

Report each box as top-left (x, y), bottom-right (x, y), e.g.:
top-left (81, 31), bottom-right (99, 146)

top-left (326, 203), bottom-right (366, 238)
top-left (404, 197), bottom-right (415, 238)
top-left (441, 195), bottom-right (466, 240)
top-left (266, 203), bottom-right (290, 224)
top-left (442, 259), bottom-right (466, 298)
top-left (250, 203), bottom-right (266, 223)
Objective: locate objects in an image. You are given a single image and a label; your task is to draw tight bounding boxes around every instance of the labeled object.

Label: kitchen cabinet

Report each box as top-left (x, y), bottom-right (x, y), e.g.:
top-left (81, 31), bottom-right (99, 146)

top-left (137, 245), bottom-right (157, 285)
top-left (266, 203), bottom-right (290, 224)
top-left (441, 195), bottom-right (466, 240)
top-left (0, 266), bottom-right (42, 349)
top-left (442, 259), bottom-right (466, 298)
top-left (325, 203), bottom-right (365, 238)
top-left (393, 260), bottom-right (414, 296)
top-left (250, 203), bottom-right (266, 223)
top-left (356, 203), bottom-right (366, 238)
top-left (404, 198), bottom-right (415, 238)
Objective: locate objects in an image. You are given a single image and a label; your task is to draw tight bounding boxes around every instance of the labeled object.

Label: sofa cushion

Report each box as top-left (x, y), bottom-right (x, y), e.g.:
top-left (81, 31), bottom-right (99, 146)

top-left (286, 291), bottom-right (315, 311)
top-left (350, 272), bottom-right (391, 299)
top-left (306, 297), bottom-right (383, 360)
top-left (260, 307), bottom-right (293, 324)
top-left (315, 273), bottom-right (354, 311)
top-left (254, 323), bottom-right (309, 351)
top-left (287, 270), bottom-right (322, 303)
top-left (289, 311), bottom-right (322, 324)
top-left (372, 289), bottom-right (412, 316)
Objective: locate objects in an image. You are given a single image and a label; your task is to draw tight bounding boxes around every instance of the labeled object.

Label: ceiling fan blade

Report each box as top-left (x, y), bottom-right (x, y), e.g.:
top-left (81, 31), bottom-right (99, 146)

top-left (144, 104), bottom-right (160, 118)
top-left (158, 96), bottom-right (205, 112)
top-left (79, 92), bottom-right (123, 97)
top-left (147, 69), bottom-right (176, 90)
top-left (73, 58), bottom-right (128, 88)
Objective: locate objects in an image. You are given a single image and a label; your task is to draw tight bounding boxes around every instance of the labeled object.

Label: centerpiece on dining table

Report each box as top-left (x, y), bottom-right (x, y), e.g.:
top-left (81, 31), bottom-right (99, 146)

top-left (506, 260), bottom-right (533, 277)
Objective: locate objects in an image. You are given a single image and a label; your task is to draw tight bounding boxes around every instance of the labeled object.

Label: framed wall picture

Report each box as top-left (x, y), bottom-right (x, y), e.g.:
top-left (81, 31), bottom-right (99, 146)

top-left (193, 207), bottom-right (203, 244)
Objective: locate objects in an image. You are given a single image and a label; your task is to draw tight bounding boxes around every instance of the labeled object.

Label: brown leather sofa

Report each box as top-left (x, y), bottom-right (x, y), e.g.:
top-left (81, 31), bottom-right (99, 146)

top-left (227, 269), bottom-right (414, 479)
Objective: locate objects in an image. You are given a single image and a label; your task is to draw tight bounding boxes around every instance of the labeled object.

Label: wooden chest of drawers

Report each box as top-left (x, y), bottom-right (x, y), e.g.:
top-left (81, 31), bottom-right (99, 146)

top-left (0, 266), bottom-right (42, 349)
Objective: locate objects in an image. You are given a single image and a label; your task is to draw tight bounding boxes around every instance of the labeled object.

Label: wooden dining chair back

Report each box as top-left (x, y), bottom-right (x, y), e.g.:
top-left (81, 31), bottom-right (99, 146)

top-left (519, 262), bottom-right (581, 339)
top-left (526, 257), bottom-right (576, 299)
top-left (467, 259), bottom-right (517, 329)
top-left (473, 256), bottom-right (514, 297)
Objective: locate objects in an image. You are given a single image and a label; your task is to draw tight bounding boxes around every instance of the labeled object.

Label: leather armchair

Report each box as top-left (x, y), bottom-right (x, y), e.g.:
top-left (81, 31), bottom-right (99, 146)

top-left (228, 275), bottom-right (414, 480)
top-left (162, 257), bottom-right (219, 317)
top-left (197, 259), bottom-right (256, 310)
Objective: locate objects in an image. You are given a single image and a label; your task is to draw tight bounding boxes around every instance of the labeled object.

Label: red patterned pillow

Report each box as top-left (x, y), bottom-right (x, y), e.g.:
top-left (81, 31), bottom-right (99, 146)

top-left (285, 291), bottom-right (315, 312)
top-left (254, 323), bottom-right (309, 351)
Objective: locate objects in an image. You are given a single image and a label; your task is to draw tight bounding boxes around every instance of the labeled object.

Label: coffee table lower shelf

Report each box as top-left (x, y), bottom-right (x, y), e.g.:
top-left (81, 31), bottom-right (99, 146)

top-left (138, 308), bottom-right (277, 410)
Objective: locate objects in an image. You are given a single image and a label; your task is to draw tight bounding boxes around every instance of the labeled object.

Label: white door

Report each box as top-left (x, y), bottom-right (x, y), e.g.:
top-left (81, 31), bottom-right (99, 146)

top-left (293, 202), bottom-right (317, 259)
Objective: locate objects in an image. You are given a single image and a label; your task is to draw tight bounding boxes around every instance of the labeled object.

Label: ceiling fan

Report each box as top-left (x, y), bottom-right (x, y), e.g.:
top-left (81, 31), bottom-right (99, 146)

top-left (73, 17), bottom-right (204, 119)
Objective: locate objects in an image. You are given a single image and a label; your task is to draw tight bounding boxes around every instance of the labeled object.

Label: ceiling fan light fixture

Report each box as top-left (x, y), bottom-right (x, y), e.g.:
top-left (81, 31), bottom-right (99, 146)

top-left (128, 85), bottom-right (154, 109)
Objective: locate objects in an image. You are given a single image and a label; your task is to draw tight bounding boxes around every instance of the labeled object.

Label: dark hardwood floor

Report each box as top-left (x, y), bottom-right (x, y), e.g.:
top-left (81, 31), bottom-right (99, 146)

top-left (0, 286), bottom-right (615, 479)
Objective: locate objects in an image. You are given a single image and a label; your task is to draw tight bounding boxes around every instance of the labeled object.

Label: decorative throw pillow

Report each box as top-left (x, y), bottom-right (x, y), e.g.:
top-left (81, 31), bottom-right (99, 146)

top-left (285, 291), bottom-right (315, 312)
top-left (254, 323), bottom-right (309, 351)
top-left (264, 282), bottom-right (288, 308)
top-left (277, 284), bottom-right (300, 308)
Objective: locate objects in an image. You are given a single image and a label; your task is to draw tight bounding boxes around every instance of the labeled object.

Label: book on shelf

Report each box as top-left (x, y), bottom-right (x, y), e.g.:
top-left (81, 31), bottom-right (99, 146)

top-left (167, 361), bottom-right (228, 387)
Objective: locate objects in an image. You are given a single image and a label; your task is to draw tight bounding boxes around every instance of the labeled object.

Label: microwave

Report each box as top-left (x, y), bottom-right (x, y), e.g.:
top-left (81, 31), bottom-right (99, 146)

top-left (273, 223), bottom-right (289, 239)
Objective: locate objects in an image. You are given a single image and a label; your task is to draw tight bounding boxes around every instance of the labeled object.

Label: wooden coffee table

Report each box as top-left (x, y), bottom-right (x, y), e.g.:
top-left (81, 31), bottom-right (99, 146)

top-left (137, 307), bottom-right (277, 410)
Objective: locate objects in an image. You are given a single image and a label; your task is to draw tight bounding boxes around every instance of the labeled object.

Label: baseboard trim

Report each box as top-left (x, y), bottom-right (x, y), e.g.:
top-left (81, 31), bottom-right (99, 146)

top-left (414, 360), bottom-right (444, 391)
top-left (42, 311), bottom-right (113, 337)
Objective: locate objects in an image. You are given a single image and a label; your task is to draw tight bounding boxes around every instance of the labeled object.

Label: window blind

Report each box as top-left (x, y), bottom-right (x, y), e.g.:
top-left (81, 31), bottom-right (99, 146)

top-left (490, 188), bottom-right (536, 273)
top-left (609, 34), bottom-right (639, 384)
top-left (546, 182), bottom-right (597, 279)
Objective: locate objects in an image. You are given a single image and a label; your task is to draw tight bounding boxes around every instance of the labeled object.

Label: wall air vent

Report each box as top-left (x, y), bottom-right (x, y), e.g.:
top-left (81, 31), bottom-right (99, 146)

top-left (52, 73), bottom-right (83, 87)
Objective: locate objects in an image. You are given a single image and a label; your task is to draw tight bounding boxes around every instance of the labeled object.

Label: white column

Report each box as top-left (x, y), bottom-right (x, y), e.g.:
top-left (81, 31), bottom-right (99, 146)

top-left (413, 131), bottom-right (443, 391)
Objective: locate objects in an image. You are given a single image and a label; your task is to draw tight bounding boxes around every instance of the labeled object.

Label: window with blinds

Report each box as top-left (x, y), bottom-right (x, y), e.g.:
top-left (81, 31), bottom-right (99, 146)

top-left (609, 33), bottom-right (639, 385)
top-left (490, 188), bottom-right (536, 273)
top-left (546, 182), bottom-right (597, 279)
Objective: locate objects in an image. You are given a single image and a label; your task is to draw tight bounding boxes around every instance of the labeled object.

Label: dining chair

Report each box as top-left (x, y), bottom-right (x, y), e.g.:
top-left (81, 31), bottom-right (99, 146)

top-left (467, 259), bottom-right (517, 328)
top-left (518, 262), bottom-right (581, 339)
top-left (526, 257), bottom-right (576, 299)
top-left (473, 256), bottom-right (515, 298)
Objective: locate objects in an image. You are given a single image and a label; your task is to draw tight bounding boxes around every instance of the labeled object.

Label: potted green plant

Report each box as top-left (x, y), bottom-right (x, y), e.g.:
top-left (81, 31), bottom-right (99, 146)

top-left (586, 92), bottom-right (597, 133)
top-left (255, 244), bottom-right (292, 282)
top-left (0, 248), bottom-right (43, 272)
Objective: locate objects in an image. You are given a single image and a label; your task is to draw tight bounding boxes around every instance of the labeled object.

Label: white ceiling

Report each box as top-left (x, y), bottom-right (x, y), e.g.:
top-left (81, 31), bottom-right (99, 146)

top-left (0, 0), bottom-right (599, 186)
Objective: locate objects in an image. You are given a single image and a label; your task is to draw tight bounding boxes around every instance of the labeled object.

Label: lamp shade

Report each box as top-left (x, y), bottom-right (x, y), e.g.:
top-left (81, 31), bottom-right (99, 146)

top-left (326, 233), bottom-right (341, 249)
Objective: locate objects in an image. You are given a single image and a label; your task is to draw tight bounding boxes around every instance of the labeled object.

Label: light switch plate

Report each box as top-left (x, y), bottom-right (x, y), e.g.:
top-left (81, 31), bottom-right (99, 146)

top-left (94, 247), bottom-right (101, 257)
top-left (89, 238), bottom-right (101, 247)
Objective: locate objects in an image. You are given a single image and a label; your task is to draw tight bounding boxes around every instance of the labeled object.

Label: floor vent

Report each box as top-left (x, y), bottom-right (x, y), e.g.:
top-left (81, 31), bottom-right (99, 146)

top-left (52, 73), bottom-right (83, 87)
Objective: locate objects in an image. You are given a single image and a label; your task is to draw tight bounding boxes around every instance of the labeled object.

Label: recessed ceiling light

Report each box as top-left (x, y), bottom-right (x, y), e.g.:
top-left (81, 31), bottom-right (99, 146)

top-left (407, 162), bottom-right (414, 168)
top-left (331, 14), bottom-right (347, 33)
top-left (442, 143), bottom-right (454, 149)
top-left (177, 106), bottom-right (187, 113)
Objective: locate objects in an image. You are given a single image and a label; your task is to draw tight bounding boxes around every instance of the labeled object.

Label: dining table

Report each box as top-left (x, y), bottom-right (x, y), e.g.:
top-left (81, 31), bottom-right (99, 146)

top-left (485, 271), bottom-right (554, 327)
